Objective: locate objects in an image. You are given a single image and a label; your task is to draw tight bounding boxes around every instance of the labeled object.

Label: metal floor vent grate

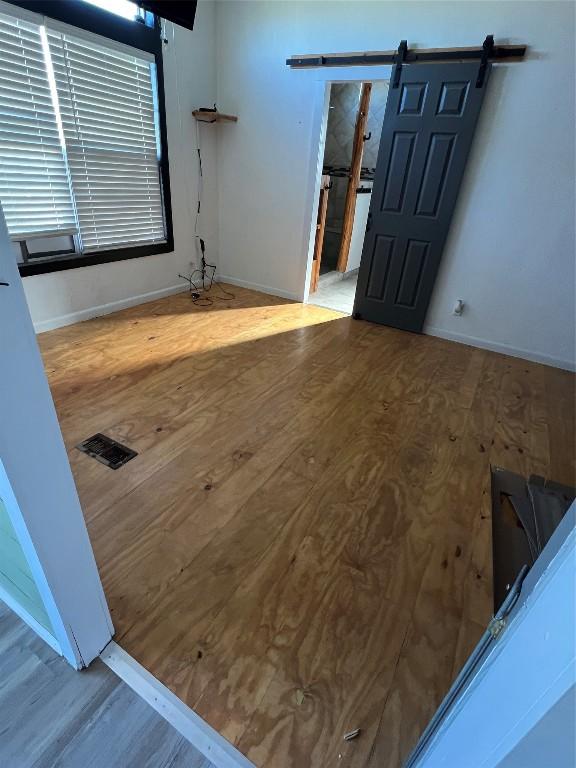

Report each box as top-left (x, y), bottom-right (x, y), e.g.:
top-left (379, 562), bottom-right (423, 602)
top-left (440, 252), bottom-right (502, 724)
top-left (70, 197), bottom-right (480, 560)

top-left (76, 433), bottom-right (137, 470)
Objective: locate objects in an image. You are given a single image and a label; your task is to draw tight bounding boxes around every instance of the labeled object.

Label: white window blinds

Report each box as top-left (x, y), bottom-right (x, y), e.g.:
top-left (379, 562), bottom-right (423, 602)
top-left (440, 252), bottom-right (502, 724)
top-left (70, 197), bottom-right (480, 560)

top-left (0, 11), bottom-right (75, 240)
top-left (47, 28), bottom-right (166, 252)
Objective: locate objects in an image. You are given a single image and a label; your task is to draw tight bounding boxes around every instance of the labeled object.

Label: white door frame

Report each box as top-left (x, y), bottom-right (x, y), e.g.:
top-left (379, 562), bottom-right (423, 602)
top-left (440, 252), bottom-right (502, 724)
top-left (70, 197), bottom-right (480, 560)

top-left (298, 67), bottom-right (392, 305)
top-left (415, 505), bottom-right (576, 767)
top-left (0, 211), bottom-right (113, 668)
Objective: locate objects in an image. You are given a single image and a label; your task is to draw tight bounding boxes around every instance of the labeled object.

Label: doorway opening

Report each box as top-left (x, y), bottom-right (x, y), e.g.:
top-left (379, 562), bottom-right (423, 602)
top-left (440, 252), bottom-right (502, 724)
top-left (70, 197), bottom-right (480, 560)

top-left (306, 79), bottom-right (388, 314)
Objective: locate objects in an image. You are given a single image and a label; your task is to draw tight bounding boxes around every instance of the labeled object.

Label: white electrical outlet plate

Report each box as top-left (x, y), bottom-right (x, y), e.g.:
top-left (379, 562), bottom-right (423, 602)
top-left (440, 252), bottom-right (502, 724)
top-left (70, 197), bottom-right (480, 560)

top-left (452, 299), bottom-right (465, 316)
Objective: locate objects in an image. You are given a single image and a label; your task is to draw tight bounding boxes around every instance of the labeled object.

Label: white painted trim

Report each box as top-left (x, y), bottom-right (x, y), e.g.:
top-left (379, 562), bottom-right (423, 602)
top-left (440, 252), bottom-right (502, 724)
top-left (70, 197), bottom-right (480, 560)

top-left (217, 274), bottom-right (301, 302)
top-left (299, 73), bottom-right (392, 307)
top-left (0, 458), bottom-right (77, 665)
top-left (0, 208), bottom-right (113, 669)
top-left (0, 582), bottom-right (62, 657)
top-left (31, 283), bottom-right (189, 334)
top-left (425, 325), bottom-right (576, 372)
top-left (101, 641), bottom-right (255, 768)
top-left (300, 79), bottom-right (331, 306)
top-left (217, 273), bottom-right (573, 370)
top-left (218, 272), bottom-right (574, 370)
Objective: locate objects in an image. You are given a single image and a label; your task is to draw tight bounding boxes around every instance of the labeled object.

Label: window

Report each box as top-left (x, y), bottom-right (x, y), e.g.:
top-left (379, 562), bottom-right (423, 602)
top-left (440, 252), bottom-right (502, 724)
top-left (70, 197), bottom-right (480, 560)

top-left (80, 0), bottom-right (139, 21)
top-left (0, 1), bottom-right (172, 275)
top-left (48, 28), bottom-right (165, 252)
top-left (0, 13), bottom-right (76, 239)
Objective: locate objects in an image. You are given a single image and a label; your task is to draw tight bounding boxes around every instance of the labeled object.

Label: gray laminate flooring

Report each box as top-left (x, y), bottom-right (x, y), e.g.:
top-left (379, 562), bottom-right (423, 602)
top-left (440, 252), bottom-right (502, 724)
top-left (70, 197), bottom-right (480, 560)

top-left (0, 602), bottom-right (215, 768)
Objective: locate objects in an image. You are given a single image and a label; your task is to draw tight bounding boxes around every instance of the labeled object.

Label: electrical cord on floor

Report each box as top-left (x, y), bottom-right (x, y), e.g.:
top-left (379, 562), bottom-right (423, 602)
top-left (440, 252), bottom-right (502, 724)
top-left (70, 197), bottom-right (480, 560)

top-left (178, 266), bottom-right (235, 307)
top-left (178, 239), bottom-right (235, 307)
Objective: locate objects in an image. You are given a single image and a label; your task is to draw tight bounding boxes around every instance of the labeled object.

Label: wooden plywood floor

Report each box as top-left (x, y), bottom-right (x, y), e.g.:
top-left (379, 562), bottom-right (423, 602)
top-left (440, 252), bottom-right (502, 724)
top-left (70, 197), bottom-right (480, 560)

top-left (38, 286), bottom-right (575, 768)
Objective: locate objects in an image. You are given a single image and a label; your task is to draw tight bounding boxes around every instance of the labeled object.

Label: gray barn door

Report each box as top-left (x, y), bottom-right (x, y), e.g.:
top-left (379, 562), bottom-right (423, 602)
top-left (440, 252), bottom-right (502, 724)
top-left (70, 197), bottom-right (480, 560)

top-left (353, 62), bottom-right (491, 332)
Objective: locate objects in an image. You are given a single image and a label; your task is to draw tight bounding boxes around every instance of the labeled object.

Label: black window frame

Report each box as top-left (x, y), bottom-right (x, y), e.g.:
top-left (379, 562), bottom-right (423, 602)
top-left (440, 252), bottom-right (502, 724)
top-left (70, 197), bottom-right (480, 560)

top-left (5, 0), bottom-right (173, 277)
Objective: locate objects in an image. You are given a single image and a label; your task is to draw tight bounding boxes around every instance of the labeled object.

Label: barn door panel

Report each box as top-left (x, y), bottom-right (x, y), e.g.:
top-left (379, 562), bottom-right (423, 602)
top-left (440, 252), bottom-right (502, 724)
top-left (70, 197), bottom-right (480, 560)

top-left (354, 62), bottom-right (490, 332)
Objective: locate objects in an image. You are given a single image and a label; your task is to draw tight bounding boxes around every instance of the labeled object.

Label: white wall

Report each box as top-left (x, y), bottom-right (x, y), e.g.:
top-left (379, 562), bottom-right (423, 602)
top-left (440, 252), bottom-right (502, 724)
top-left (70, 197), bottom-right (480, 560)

top-left (23, 0), bottom-right (219, 332)
top-left (215, 1), bottom-right (576, 370)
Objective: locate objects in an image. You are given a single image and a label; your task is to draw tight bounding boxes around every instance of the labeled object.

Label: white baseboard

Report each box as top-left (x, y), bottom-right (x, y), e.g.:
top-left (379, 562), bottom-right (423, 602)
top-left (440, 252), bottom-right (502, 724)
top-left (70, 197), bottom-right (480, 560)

top-left (30, 272), bottom-right (573, 372)
top-left (217, 274), bottom-right (302, 302)
top-left (425, 325), bottom-right (575, 372)
top-left (219, 277), bottom-right (574, 370)
top-left (33, 283), bottom-right (189, 334)
top-left (100, 641), bottom-right (255, 768)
